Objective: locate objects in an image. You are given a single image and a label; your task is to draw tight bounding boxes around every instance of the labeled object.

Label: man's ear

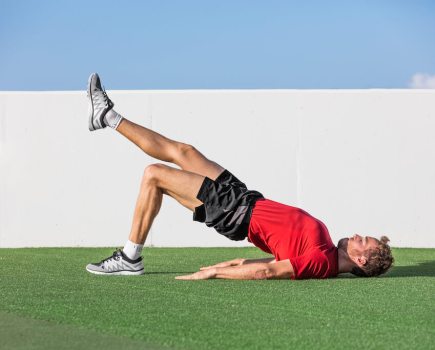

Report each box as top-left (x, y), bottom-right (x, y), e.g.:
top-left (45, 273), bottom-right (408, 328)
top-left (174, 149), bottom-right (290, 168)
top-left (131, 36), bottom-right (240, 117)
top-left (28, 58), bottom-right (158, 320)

top-left (356, 256), bottom-right (367, 267)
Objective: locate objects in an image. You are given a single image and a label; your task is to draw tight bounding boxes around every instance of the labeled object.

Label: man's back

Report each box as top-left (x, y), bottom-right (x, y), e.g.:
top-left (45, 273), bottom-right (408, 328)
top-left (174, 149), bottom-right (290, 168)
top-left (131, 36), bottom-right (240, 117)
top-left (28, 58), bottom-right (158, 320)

top-left (248, 199), bottom-right (338, 279)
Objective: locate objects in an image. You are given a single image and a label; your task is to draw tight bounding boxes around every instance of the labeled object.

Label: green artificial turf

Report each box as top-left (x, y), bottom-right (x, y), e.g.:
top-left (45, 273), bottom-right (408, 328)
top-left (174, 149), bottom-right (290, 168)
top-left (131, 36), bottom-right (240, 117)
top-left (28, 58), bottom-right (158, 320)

top-left (0, 247), bottom-right (434, 350)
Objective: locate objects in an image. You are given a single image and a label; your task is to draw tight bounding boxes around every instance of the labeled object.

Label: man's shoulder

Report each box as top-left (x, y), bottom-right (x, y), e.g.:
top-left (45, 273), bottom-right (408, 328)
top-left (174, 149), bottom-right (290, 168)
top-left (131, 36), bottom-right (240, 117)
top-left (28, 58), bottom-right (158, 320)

top-left (309, 245), bottom-right (337, 261)
top-left (291, 246), bottom-right (338, 279)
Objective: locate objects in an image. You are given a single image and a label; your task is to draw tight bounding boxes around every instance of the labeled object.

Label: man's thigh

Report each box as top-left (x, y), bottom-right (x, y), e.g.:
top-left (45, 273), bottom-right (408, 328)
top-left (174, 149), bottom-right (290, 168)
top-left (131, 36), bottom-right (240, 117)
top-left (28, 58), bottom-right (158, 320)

top-left (176, 144), bottom-right (224, 180)
top-left (151, 163), bottom-right (206, 211)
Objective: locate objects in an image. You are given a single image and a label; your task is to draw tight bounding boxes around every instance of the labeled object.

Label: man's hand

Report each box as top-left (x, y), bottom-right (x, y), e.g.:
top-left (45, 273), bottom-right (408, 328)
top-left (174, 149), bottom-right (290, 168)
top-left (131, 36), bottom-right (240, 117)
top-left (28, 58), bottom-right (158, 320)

top-left (175, 268), bottom-right (216, 280)
top-left (199, 258), bottom-right (244, 270)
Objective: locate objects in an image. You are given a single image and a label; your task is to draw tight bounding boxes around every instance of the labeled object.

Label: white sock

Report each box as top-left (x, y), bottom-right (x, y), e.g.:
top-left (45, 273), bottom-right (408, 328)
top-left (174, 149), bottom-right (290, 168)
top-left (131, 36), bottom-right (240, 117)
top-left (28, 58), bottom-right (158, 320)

top-left (104, 109), bottom-right (124, 129)
top-left (123, 240), bottom-right (144, 260)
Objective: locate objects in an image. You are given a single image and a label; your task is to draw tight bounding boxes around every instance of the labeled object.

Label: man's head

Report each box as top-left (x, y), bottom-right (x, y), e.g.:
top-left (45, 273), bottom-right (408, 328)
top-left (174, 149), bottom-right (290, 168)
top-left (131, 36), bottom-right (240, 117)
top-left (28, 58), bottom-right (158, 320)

top-left (337, 234), bottom-right (394, 277)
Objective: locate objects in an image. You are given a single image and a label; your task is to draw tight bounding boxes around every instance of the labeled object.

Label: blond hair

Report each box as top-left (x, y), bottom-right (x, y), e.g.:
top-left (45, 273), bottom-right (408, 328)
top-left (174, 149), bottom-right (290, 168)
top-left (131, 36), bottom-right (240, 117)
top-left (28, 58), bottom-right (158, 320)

top-left (351, 236), bottom-right (394, 277)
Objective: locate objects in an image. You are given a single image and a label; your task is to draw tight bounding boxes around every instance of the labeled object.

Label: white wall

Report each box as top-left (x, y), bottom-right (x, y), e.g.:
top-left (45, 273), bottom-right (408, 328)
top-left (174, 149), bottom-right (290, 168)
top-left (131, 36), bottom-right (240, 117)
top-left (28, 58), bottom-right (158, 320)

top-left (0, 90), bottom-right (434, 248)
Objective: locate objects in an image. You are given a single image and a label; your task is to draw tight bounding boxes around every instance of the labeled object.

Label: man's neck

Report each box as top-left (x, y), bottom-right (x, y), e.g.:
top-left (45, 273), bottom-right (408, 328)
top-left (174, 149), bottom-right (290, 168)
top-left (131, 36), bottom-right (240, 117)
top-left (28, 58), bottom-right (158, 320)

top-left (337, 248), bottom-right (356, 274)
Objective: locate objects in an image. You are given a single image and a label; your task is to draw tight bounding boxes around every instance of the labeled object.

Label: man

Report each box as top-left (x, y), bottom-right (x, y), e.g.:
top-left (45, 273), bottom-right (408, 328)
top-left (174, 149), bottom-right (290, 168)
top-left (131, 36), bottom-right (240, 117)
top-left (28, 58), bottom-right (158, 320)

top-left (86, 73), bottom-right (394, 280)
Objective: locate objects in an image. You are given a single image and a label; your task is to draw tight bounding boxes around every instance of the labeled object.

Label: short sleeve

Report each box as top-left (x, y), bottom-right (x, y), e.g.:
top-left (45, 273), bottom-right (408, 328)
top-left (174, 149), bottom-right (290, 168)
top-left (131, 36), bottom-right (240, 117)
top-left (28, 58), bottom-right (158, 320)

top-left (289, 250), bottom-right (331, 279)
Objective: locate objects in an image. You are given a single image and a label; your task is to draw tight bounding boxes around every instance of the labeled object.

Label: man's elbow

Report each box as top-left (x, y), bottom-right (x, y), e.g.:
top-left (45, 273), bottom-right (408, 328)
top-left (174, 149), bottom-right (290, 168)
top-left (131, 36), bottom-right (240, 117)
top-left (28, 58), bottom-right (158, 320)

top-left (266, 267), bottom-right (292, 280)
top-left (254, 268), bottom-right (275, 280)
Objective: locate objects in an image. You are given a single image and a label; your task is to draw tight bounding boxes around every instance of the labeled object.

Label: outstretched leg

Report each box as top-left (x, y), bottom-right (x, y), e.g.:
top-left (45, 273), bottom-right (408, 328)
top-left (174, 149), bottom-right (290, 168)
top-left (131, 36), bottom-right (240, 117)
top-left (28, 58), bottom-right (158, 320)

top-left (87, 72), bottom-right (224, 179)
top-left (117, 118), bottom-right (224, 180)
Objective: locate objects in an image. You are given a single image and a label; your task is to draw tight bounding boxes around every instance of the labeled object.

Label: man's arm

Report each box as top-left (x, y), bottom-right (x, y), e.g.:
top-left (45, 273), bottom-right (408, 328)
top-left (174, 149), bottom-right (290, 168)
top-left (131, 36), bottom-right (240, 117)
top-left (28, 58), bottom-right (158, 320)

top-left (176, 259), bottom-right (294, 280)
top-left (199, 257), bottom-right (275, 271)
top-left (241, 257), bottom-right (276, 265)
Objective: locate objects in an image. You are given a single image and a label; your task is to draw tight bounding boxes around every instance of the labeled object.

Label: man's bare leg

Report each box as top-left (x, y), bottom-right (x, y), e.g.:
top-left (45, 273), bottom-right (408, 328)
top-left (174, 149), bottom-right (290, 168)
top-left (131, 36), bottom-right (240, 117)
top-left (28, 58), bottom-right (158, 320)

top-left (128, 164), bottom-right (205, 245)
top-left (116, 118), bottom-right (224, 180)
top-left (112, 117), bottom-right (225, 262)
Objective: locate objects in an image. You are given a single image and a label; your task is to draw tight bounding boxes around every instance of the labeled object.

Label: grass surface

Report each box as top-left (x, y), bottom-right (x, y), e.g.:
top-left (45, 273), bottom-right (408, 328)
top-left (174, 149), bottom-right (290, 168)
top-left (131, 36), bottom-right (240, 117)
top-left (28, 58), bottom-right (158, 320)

top-left (0, 247), bottom-right (434, 350)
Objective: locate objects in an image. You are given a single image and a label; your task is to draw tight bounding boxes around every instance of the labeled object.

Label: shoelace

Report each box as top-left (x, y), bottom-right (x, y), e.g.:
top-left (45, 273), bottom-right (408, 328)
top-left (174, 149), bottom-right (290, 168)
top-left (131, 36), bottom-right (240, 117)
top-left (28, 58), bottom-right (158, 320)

top-left (100, 249), bottom-right (122, 265)
top-left (101, 87), bottom-right (110, 107)
top-left (89, 86), bottom-right (110, 109)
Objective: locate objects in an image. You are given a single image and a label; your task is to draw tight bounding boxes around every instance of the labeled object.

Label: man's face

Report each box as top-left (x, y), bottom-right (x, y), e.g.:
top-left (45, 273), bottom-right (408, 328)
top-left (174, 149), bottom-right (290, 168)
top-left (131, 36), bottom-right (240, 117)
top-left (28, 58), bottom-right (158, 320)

top-left (337, 234), bottom-right (379, 266)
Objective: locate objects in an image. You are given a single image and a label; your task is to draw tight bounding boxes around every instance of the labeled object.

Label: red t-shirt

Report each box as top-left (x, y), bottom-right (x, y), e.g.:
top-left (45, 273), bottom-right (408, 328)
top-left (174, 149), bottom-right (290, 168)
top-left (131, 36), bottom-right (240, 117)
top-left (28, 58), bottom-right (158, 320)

top-left (248, 199), bottom-right (338, 279)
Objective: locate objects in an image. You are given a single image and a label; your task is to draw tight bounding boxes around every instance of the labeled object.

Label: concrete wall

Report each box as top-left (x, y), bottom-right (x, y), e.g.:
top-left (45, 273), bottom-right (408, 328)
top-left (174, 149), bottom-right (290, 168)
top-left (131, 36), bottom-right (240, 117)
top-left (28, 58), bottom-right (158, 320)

top-left (0, 90), bottom-right (434, 248)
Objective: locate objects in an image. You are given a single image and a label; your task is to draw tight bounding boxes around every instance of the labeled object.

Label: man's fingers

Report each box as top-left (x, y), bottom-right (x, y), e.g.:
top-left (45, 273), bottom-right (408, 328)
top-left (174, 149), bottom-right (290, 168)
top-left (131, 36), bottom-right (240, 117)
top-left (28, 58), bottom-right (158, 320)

top-left (201, 263), bottom-right (227, 270)
top-left (200, 265), bottom-right (219, 270)
top-left (176, 269), bottom-right (215, 280)
top-left (175, 274), bottom-right (195, 280)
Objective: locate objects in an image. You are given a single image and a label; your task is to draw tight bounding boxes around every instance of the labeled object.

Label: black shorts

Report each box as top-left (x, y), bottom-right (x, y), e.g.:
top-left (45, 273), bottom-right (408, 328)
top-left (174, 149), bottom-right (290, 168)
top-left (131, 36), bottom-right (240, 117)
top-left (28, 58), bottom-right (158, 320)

top-left (193, 170), bottom-right (264, 241)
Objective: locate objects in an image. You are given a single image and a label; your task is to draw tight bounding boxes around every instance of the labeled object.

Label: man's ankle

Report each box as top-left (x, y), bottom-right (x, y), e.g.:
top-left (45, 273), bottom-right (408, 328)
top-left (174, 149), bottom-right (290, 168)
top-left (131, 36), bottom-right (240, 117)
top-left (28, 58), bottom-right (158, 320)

top-left (123, 240), bottom-right (144, 260)
top-left (105, 109), bottom-right (124, 129)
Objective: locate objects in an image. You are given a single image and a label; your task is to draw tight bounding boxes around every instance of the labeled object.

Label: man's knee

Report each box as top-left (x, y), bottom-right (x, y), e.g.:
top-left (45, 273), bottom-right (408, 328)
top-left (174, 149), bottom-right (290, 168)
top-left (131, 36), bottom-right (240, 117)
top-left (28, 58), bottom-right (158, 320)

top-left (175, 143), bottom-right (197, 162)
top-left (142, 163), bottom-right (167, 185)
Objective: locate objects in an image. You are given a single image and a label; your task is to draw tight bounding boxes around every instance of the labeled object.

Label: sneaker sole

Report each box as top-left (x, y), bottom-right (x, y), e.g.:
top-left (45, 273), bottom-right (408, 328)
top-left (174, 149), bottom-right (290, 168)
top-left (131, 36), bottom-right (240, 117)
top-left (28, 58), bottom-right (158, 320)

top-left (86, 267), bottom-right (145, 276)
top-left (87, 74), bottom-right (96, 131)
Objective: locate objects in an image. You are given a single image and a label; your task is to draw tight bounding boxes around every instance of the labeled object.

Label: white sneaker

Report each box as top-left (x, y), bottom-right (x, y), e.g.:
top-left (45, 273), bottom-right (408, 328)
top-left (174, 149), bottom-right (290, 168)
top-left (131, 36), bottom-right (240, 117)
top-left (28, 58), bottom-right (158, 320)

top-left (86, 249), bottom-right (144, 276)
top-left (87, 73), bottom-right (114, 131)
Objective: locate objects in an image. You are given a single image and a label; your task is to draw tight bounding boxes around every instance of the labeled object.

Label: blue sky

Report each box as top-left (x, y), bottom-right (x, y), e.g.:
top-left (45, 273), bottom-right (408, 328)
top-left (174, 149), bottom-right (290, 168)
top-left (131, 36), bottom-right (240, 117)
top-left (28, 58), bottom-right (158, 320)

top-left (1, 0), bottom-right (435, 90)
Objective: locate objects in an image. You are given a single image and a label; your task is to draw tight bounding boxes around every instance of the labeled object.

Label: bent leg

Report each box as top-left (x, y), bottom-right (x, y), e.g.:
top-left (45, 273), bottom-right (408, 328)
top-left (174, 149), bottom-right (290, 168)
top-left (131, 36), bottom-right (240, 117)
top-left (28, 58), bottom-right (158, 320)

top-left (117, 118), bottom-right (224, 180)
top-left (128, 163), bottom-right (205, 244)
